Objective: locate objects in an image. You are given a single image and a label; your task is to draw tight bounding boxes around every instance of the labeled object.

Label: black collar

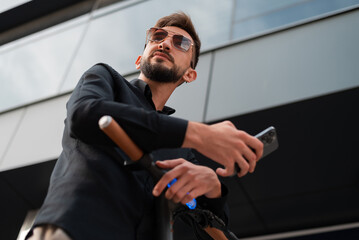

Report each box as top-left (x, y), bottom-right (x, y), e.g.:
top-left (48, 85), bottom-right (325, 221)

top-left (130, 79), bottom-right (176, 115)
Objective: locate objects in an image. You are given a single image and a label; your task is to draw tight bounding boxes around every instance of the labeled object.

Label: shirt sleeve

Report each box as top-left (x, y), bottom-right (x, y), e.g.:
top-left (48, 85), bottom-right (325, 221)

top-left (196, 184), bottom-right (229, 224)
top-left (66, 63), bottom-right (188, 152)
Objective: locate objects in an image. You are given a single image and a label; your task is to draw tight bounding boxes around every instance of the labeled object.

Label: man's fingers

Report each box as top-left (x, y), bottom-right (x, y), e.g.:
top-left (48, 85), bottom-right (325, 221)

top-left (236, 157), bottom-right (251, 177)
top-left (169, 179), bottom-right (192, 203)
top-left (216, 156), bottom-right (253, 177)
top-left (247, 136), bottom-right (264, 161)
top-left (152, 159), bottom-right (186, 197)
top-left (249, 159), bottom-right (257, 173)
top-left (241, 146), bottom-right (257, 173)
top-left (181, 189), bottom-right (197, 205)
top-left (152, 170), bottom-right (175, 197)
top-left (165, 177), bottom-right (184, 200)
top-left (152, 183), bottom-right (164, 197)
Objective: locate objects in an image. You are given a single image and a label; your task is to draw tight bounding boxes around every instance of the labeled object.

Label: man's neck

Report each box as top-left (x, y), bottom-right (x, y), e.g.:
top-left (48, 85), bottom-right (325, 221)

top-left (139, 73), bottom-right (180, 111)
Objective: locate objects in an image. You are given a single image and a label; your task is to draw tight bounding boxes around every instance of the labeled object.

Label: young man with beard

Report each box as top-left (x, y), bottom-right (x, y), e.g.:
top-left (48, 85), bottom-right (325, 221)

top-left (27, 12), bottom-right (263, 240)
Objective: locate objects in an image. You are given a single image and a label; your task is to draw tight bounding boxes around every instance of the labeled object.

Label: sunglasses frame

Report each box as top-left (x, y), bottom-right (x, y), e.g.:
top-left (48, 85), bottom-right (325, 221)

top-left (146, 27), bottom-right (193, 52)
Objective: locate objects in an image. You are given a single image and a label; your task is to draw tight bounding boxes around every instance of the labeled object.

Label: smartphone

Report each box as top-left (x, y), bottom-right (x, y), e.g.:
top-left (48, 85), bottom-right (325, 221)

top-left (233, 126), bottom-right (279, 175)
top-left (255, 126), bottom-right (279, 159)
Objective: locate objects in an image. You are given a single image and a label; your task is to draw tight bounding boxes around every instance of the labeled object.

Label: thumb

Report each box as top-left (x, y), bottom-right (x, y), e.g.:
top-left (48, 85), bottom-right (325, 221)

top-left (155, 159), bottom-right (179, 169)
top-left (156, 158), bottom-right (185, 169)
top-left (155, 160), bottom-right (170, 169)
top-left (216, 167), bottom-right (233, 177)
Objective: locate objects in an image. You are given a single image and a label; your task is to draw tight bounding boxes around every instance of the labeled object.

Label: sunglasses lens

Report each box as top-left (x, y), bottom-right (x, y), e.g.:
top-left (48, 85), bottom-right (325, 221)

top-left (173, 35), bottom-right (191, 51)
top-left (148, 28), bottom-right (167, 42)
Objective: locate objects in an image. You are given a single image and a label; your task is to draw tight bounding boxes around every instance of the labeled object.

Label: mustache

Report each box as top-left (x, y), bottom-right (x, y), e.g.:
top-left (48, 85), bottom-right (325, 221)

top-left (150, 50), bottom-right (174, 63)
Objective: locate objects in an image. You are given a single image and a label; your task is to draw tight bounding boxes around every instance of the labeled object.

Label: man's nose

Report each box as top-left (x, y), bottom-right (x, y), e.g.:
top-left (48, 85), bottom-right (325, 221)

top-left (158, 37), bottom-right (171, 51)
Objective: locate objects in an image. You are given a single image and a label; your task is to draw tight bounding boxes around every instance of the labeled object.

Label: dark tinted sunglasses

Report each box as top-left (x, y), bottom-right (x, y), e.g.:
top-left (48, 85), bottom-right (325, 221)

top-left (146, 27), bottom-right (193, 52)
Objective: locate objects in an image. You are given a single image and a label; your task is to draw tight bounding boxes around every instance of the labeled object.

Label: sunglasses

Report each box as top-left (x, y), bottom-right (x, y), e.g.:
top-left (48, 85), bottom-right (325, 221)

top-left (146, 27), bottom-right (193, 52)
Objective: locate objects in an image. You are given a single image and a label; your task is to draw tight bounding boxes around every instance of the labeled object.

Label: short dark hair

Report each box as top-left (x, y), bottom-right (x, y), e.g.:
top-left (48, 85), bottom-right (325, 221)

top-left (154, 12), bottom-right (201, 69)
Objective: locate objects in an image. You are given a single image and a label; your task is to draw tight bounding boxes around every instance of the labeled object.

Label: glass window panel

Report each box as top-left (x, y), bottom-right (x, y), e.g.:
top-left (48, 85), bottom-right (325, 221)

top-left (234, 0), bottom-right (305, 22)
top-left (0, 17), bottom-right (87, 112)
top-left (1, 0), bottom-right (359, 111)
top-left (232, 0), bottom-right (359, 40)
top-left (60, 0), bottom-right (233, 92)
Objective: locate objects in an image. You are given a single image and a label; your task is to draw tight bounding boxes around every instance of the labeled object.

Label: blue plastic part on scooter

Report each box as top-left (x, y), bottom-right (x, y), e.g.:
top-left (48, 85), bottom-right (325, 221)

top-left (167, 178), bottom-right (197, 210)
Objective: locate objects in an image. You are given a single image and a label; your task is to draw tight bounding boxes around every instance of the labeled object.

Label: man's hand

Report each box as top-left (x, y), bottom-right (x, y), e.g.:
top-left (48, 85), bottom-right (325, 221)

top-left (182, 121), bottom-right (264, 178)
top-left (152, 159), bottom-right (221, 205)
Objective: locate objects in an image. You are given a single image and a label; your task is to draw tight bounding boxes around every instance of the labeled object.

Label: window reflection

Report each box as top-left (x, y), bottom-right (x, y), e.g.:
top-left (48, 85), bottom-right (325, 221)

top-left (60, 0), bottom-right (233, 92)
top-left (234, 0), bottom-right (305, 22)
top-left (0, 22), bottom-right (86, 112)
top-left (1, 0), bottom-right (358, 112)
top-left (232, 0), bottom-right (359, 40)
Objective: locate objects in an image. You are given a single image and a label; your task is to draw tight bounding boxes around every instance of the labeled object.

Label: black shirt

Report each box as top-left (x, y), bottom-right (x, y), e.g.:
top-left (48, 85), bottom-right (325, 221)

top-left (30, 63), bottom-right (227, 240)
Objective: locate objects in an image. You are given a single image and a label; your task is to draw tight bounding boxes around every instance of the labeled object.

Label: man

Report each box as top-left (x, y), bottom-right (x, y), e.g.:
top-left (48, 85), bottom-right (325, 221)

top-left (27, 12), bottom-right (263, 240)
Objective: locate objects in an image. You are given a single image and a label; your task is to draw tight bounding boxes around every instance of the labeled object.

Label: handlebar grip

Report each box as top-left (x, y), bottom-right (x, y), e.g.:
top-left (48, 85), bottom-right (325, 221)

top-left (98, 115), bottom-right (143, 161)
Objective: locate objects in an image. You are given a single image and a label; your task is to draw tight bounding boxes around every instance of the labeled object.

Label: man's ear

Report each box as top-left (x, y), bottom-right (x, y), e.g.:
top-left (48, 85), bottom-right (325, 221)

top-left (135, 56), bottom-right (142, 69)
top-left (183, 68), bottom-right (197, 83)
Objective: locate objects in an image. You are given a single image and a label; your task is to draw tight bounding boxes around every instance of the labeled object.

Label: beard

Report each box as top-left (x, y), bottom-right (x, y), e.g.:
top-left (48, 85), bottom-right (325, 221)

top-left (140, 54), bottom-right (186, 83)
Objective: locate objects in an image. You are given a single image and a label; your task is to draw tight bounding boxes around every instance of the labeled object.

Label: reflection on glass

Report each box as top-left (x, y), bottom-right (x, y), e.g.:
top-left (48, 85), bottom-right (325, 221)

top-left (232, 0), bottom-right (359, 40)
top-left (234, 0), bottom-right (305, 22)
top-left (1, 0), bottom-right (358, 112)
top-left (0, 23), bottom-right (86, 112)
top-left (60, 0), bottom-right (233, 93)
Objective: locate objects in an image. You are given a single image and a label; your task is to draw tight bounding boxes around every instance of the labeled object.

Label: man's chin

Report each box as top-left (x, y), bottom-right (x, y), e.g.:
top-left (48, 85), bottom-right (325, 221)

top-left (141, 58), bottom-right (181, 83)
top-left (152, 59), bottom-right (172, 69)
